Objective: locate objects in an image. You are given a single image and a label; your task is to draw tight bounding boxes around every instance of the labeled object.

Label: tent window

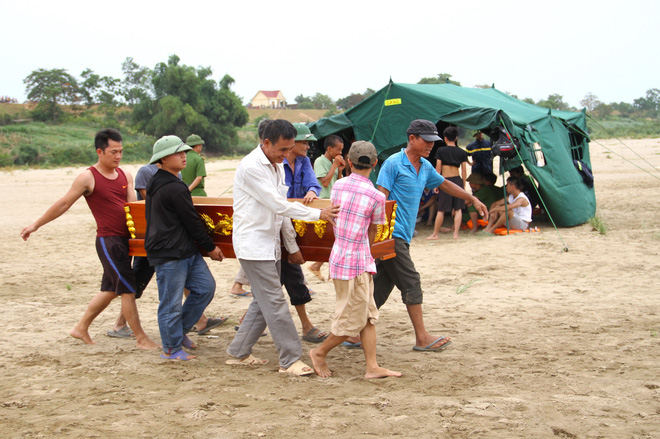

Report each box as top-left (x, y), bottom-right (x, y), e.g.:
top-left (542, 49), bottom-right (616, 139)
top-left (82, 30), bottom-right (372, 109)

top-left (532, 142), bottom-right (546, 167)
top-left (568, 128), bottom-right (586, 161)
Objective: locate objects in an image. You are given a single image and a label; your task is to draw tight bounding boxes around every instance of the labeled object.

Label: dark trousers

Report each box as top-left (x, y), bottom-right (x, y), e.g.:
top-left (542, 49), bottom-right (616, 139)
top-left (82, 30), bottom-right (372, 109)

top-left (280, 258), bottom-right (312, 306)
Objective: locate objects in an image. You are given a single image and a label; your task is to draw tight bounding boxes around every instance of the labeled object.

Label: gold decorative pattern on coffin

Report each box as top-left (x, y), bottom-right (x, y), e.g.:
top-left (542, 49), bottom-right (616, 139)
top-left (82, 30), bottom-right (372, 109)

top-left (388, 203), bottom-right (397, 239)
top-left (200, 213), bottom-right (233, 236)
top-left (292, 219), bottom-right (328, 238)
top-left (124, 206), bottom-right (136, 239)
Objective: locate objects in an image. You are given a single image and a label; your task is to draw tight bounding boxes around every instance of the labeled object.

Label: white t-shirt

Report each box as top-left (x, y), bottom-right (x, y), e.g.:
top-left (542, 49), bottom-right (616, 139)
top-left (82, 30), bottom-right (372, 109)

top-left (508, 192), bottom-right (532, 223)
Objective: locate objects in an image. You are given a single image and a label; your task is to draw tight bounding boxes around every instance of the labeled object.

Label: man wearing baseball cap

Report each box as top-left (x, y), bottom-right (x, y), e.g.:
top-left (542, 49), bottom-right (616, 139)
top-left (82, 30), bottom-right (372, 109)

top-left (373, 119), bottom-right (488, 352)
top-left (310, 141), bottom-right (401, 378)
top-left (145, 135), bottom-right (225, 360)
top-left (181, 134), bottom-right (208, 196)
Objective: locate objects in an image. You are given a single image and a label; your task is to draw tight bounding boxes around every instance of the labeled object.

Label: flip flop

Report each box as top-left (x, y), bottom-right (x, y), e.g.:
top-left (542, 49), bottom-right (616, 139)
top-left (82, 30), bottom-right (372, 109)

top-left (160, 349), bottom-right (196, 361)
top-left (225, 354), bottom-right (269, 366)
top-left (182, 334), bottom-right (197, 350)
top-left (412, 337), bottom-right (452, 352)
top-left (198, 316), bottom-right (229, 335)
top-left (279, 360), bottom-right (314, 376)
top-left (106, 326), bottom-right (134, 338)
top-left (340, 341), bottom-right (363, 349)
top-left (231, 291), bottom-right (252, 297)
top-left (302, 327), bottom-right (328, 343)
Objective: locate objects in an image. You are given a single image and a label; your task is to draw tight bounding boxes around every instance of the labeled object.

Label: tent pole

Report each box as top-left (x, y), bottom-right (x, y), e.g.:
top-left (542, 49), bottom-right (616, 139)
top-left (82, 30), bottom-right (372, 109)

top-left (503, 117), bottom-right (569, 251)
top-left (369, 82), bottom-right (393, 144)
top-left (500, 159), bottom-right (510, 233)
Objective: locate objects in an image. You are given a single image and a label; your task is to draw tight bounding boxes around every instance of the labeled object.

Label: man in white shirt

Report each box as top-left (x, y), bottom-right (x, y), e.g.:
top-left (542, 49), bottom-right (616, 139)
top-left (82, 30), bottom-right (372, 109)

top-left (226, 120), bottom-right (339, 376)
top-left (483, 176), bottom-right (532, 233)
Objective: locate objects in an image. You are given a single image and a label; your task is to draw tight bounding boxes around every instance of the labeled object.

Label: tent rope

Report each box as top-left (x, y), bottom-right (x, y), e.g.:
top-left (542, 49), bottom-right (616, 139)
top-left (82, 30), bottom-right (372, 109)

top-left (217, 185), bottom-right (233, 197)
top-left (585, 114), bottom-right (660, 177)
top-left (499, 116), bottom-right (569, 251)
top-left (562, 116), bottom-right (660, 182)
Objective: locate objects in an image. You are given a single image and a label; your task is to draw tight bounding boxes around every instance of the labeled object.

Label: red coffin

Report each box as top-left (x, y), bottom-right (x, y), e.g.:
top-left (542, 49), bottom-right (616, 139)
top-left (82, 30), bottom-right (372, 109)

top-left (124, 197), bottom-right (397, 262)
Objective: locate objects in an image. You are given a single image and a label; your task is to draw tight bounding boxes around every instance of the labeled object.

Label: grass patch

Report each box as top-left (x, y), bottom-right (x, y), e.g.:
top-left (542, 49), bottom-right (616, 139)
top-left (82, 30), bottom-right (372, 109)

top-left (588, 214), bottom-right (607, 235)
top-left (456, 278), bottom-right (482, 295)
top-left (0, 122), bottom-right (155, 166)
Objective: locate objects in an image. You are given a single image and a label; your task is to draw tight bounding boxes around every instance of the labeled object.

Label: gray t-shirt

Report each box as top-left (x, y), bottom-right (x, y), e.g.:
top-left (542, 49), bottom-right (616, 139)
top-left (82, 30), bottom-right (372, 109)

top-left (135, 164), bottom-right (181, 200)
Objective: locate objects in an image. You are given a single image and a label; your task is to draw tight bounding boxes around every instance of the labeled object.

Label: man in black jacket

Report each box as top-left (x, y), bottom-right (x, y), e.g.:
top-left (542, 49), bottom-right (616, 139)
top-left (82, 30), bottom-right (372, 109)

top-left (145, 135), bottom-right (225, 361)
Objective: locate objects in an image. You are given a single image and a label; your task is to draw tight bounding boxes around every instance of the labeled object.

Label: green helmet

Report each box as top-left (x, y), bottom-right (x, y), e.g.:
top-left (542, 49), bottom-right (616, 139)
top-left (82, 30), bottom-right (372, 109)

top-left (186, 134), bottom-right (205, 147)
top-left (293, 123), bottom-right (318, 142)
top-left (149, 135), bottom-right (192, 164)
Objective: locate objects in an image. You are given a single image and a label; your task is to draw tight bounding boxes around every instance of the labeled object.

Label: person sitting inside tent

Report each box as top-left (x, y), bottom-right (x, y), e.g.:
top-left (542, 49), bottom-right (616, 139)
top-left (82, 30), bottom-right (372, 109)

top-left (482, 176), bottom-right (531, 234)
top-left (417, 187), bottom-right (437, 226)
top-left (465, 172), bottom-right (503, 234)
top-left (509, 165), bottom-right (540, 210)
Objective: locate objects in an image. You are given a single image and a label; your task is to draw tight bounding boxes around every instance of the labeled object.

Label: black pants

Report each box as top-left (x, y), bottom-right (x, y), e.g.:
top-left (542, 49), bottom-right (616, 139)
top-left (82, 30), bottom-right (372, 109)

top-left (280, 258), bottom-right (312, 306)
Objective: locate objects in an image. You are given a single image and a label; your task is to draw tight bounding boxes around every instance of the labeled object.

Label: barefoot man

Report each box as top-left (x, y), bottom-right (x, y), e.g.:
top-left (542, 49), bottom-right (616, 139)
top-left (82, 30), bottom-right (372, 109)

top-left (20, 128), bottom-right (159, 350)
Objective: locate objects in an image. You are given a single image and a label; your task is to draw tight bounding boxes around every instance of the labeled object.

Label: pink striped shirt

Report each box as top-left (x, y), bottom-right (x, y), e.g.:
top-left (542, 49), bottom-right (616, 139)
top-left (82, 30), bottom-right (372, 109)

top-left (329, 173), bottom-right (386, 280)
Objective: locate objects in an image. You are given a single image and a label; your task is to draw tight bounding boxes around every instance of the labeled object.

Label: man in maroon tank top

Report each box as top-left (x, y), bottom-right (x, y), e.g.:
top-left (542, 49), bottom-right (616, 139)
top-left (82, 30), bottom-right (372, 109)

top-left (20, 129), bottom-right (159, 350)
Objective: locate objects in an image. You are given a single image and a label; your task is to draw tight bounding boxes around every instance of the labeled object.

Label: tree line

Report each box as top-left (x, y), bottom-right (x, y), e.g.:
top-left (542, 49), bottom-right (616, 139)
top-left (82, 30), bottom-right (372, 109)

top-left (16, 64), bottom-right (660, 154)
top-left (289, 73), bottom-right (659, 121)
top-left (21, 55), bottom-right (248, 154)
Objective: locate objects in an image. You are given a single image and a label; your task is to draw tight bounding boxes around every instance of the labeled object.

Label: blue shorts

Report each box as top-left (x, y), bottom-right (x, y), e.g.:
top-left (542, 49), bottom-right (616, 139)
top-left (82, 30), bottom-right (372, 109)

top-left (95, 236), bottom-right (136, 295)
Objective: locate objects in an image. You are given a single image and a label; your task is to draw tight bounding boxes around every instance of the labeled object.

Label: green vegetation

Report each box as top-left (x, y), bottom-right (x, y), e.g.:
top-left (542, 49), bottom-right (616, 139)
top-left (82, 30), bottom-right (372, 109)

top-left (588, 214), bottom-right (608, 235)
top-left (24, 68), bottom-right (81, 122)
top-left (456, 279), bottom-right (482, 294)
top-left (4, 64), bottom-right (658, 168)
top-left (418, 73), bottom-right (461, 86)
top-left (131, 55), bottom-right (248, 154)
top-left (0, 122), bottom-right (154, 167)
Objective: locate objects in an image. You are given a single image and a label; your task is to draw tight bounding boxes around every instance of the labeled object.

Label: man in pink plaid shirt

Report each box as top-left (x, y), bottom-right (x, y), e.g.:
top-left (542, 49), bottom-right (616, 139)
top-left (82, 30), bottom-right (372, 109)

top-left (310, 141), bottom-right (401, 379)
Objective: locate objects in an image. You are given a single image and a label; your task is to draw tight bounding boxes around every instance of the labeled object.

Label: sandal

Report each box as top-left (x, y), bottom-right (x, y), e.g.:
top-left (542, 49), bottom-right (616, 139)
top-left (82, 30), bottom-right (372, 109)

top-left (302, 327), bottom-right (328, 343)
top-left (279, 360), bottom-right (314, 376)
top-left (198, 316), bottom-right (229, 335)
top-left (182, 334), bottom-right (197, 350)
top-left (160, 349), bottom-right (196, 361)
top-left (225, 354), bottom-right (269, 366)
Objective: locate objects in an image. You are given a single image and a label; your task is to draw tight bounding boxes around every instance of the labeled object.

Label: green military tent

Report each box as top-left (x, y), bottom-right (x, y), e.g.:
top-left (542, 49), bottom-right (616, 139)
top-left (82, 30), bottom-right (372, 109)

top-left (308, 81), bottom-right (596, 227)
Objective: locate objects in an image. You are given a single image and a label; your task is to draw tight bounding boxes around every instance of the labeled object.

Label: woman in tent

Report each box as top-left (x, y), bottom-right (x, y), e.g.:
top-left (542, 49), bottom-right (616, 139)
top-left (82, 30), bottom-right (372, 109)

top-left (427, 126), bottom-right (468, 240)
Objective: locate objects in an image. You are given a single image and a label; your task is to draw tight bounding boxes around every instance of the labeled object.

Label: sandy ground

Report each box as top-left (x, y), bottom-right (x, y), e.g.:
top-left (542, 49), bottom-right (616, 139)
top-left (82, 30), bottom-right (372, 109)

top-left (1, 139), bottom-right (659, 438)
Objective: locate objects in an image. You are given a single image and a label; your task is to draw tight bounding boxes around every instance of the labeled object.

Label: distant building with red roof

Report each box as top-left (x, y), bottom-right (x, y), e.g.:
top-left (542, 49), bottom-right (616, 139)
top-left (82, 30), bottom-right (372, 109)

top-left (250, 90), bottom-right (286, 109)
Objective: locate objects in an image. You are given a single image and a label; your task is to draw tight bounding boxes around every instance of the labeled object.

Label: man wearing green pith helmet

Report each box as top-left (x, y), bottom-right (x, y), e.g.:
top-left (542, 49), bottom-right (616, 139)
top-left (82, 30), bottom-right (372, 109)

top-left (182, 134), bottom-right (208, 196)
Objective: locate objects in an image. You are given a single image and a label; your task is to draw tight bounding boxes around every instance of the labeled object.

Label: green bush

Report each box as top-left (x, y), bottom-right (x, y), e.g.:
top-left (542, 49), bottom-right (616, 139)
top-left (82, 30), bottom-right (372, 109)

top-left (13, 144), bottom-right (40, 165)
top-left (0, 151), bottom-right (13, 167)
top-left (0, 114), bottom-right (13, 126)
top-left (43, 144), bottom-right (97, 166)
top-left (253, 113), bottom-right (270, 127)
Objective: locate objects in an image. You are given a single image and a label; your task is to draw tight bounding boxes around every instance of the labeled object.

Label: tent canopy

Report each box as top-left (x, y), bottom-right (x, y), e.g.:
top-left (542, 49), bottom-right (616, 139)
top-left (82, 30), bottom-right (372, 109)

top-left (309, 81), bottom-right (595, 227)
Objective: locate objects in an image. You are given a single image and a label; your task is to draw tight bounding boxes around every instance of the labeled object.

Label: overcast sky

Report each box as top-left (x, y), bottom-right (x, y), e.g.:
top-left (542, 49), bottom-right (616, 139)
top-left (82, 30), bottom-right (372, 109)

top-left (2, 0), bottom-right (658, 108)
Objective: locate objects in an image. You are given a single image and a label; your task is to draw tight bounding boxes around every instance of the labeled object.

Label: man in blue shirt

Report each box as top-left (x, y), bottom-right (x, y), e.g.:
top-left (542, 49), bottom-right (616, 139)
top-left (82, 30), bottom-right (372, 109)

top-left (374, 119), bottom-right (488, 352)
top-left (284, 124), bottom-right (322, 201)
top-left (279, 123), bottom-right (327, 343)
top-left (466, 131), bottom-right (493, 175)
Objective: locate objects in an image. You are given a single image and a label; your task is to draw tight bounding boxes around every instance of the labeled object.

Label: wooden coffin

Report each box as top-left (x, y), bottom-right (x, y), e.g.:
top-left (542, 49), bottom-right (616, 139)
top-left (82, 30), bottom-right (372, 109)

top-left (124, 197), bottom-right (397, 262)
